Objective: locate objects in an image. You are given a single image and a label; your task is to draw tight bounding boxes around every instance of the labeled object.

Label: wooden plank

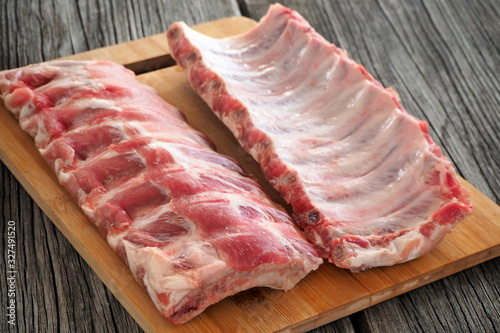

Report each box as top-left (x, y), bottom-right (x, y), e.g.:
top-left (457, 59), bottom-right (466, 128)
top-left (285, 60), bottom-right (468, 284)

top-left (58, 16), bottom-right (257, 74)
top-left (0, 16), bottom-right (499, 333)
top-left (0, 0), bottom-right (241, 71)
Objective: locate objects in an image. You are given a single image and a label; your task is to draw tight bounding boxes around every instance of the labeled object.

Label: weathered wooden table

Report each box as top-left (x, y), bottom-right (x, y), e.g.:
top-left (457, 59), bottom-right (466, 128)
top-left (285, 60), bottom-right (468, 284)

top-left (1, 1), bottom-right (498, 332)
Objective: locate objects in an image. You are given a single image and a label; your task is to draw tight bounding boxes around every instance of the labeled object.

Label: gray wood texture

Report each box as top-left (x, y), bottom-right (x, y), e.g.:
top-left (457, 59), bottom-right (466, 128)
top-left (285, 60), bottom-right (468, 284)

top-left (0, 0), bottom-right (498, 332)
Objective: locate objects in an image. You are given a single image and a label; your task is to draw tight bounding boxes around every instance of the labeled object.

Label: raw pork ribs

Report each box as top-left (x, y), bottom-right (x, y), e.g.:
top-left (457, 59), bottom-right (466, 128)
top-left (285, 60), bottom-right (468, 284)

top-left (0, 60), bottom-right (321, 323)
top-left (167, 4), bottom-right (474, 271)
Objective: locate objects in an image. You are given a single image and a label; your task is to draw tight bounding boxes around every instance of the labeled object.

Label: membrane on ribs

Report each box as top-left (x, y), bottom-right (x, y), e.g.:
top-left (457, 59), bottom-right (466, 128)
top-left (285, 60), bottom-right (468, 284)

top-left (0, 60), bottom-right (322, 324)
top-left (167, 3), bottom-right (474, 271)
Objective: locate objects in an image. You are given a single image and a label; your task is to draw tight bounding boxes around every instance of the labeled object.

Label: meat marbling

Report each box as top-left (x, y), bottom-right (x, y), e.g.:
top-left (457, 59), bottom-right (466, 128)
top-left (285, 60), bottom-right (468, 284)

top-left (167, 4), bottom-right (474, 271)
top-left (0, 60), bottom-right (322, 324)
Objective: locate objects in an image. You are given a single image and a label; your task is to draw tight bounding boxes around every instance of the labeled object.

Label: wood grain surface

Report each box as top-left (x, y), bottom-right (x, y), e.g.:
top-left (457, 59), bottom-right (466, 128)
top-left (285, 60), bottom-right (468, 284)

top-left (0, 1), bottom-right (498, 333)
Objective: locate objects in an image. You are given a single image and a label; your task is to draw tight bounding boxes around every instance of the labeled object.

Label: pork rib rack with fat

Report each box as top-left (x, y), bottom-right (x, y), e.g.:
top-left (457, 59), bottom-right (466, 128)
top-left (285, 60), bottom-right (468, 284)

top-left (0, 60), bottom-right (322, 324)
top-left (167, 4), bottom-right (474, 271)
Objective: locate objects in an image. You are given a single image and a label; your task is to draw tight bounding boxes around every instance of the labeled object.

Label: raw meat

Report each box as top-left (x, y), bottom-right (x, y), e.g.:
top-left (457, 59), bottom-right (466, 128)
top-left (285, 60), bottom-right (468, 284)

top-left (0, 60), bottom-right (322, 324)
top-left (167, 4), bottom-right (474, 271)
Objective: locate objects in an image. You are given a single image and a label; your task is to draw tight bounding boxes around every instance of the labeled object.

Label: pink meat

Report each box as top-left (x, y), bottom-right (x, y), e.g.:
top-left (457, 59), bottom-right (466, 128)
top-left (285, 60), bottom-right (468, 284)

top-left (0, 60), bottom-right (321, 324)
top-left (167, 4), bottom-right (474, 271)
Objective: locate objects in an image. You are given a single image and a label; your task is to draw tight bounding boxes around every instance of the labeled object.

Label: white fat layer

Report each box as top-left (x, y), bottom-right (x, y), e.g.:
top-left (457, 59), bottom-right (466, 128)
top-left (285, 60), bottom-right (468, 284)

top-left (33, 114), bottom-right (49, 143)
top-left (148, 141), bottom-right (237, 175)
top-left (72, 98), bottom-right (121, 111)
top-left (336, 216), bottom-right (457, 271)
top-left (19, 100), bottom-right (36, 119)
top-left (39, 73), bottom-right (105, 94)
top-left (121, 239), bottom-right (224, 311)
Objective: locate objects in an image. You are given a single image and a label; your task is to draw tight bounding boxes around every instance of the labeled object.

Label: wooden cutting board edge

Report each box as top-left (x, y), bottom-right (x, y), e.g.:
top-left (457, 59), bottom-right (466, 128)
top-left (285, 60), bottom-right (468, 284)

top-left (1, 15), bottom-right (499, 333)
top-left (289, 240), bottom-right (500, 333)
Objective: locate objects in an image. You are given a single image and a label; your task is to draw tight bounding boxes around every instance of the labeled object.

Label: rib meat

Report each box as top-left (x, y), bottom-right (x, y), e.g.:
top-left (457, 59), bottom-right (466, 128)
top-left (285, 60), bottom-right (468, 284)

top-left (167, 4), bottom-right (474, 271)
top-left (0, 60), bottom-right (322, 323)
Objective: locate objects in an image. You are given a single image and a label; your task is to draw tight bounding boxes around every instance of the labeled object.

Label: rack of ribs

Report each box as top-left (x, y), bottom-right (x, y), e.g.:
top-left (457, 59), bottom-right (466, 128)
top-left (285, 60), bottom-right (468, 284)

top-left (0, 59), bottom-right (322, 324)
top-left (167, 3), bottom-right (473, 272)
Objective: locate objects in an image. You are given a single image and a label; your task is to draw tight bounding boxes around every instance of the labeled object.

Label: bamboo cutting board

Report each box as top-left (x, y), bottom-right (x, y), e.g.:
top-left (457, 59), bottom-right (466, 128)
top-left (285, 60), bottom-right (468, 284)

top-left (0, 16), bottom-right (499, 333)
